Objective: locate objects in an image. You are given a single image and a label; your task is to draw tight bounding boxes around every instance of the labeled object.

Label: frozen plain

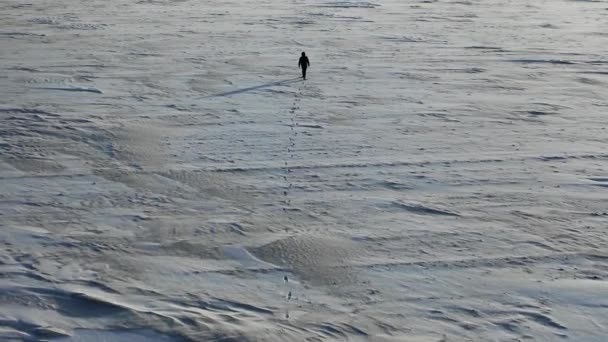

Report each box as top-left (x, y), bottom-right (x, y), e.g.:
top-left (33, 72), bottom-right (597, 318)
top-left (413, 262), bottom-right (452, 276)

top-left (1, 0), bottom-right (608, 340)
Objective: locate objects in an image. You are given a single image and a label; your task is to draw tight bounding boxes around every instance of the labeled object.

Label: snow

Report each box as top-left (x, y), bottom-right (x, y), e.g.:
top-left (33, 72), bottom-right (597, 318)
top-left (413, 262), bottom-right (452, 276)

top-left (1, 0), bottom-right (607, 340)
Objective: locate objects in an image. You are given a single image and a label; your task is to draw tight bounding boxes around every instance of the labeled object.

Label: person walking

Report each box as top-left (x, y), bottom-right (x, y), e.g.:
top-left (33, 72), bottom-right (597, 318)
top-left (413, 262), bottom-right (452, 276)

top-left (298, 52), bottom-right (310, 80)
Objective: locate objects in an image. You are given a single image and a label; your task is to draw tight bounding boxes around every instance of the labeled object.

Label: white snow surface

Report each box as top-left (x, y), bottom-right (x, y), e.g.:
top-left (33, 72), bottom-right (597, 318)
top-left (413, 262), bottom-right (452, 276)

top-left (1, 0), bottom-right (608, 341)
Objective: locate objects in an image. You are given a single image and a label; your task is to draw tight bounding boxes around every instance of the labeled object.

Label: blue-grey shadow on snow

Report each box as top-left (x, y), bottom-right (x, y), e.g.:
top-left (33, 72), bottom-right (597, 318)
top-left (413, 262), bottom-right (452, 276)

top-left (201, 77), bottom-right (302, 98)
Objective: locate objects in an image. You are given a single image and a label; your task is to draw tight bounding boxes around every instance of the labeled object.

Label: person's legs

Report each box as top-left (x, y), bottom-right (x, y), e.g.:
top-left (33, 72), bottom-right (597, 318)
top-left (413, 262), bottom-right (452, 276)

top-left (302, 67), bottom-right (307, 79)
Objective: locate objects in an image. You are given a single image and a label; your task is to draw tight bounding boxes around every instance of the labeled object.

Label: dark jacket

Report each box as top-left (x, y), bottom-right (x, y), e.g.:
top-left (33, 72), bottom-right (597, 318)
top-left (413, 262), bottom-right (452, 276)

top-left (298, 56), bottom-right (310, 68)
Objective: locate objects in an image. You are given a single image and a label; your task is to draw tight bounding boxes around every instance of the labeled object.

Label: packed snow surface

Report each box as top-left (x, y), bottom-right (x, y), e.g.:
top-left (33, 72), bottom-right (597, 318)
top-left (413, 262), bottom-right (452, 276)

top-left (1, 0), bottom-right (607, 341)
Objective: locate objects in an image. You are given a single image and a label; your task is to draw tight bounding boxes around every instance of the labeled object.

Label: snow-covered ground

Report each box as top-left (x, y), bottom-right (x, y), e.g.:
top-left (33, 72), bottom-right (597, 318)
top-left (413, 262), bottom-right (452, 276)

top-left (1, 0), bottom-right (607, 340)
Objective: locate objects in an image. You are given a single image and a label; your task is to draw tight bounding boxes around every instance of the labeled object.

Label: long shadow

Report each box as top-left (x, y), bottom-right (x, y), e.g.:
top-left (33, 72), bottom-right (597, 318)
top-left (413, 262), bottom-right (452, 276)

top-left (201, 77), bottom-right (302, 98)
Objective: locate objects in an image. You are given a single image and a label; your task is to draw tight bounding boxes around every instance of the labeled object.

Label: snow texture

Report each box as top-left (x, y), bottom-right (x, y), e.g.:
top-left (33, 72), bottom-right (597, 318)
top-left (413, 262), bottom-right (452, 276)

top-left (1, 0), bottom-right (607, 341)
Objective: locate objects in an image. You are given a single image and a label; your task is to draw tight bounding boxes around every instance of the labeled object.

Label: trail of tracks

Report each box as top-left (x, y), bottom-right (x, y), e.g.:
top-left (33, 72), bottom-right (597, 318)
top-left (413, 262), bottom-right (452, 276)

top-left (277, 79), bottom-right (306, 320)
top-left (282, 80), bottom-right (304, 231)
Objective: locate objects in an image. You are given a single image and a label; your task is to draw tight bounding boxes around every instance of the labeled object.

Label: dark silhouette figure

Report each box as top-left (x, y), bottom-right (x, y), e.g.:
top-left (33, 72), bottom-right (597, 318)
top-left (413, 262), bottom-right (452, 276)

top-left (298, 52), bottom-right (310, 80)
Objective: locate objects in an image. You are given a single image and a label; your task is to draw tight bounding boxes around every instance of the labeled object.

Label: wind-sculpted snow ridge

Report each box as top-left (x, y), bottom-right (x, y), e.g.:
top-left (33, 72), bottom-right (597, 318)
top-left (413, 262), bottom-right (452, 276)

top-left (2, 0), bottom-right (608, 340)
top-left (318, 2), bottom-right (380, 8)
